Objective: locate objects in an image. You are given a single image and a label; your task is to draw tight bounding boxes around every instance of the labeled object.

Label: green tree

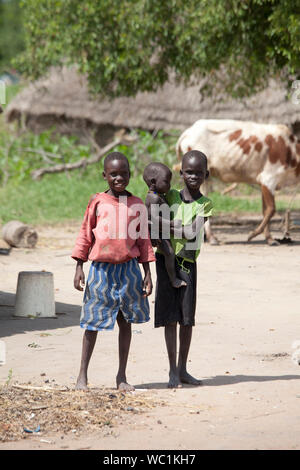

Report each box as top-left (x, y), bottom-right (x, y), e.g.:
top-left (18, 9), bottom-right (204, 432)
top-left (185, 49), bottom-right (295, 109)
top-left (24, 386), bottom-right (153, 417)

top-left (0, 0), bottom-right (24, 72)
top-left (17, 0), bottom-right (300, 98)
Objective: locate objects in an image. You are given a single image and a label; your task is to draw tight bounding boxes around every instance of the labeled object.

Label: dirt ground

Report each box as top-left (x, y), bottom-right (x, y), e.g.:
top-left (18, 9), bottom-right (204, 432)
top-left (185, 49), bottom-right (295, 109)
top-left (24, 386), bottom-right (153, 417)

top-left (0, 221), bottom-right (300, 450)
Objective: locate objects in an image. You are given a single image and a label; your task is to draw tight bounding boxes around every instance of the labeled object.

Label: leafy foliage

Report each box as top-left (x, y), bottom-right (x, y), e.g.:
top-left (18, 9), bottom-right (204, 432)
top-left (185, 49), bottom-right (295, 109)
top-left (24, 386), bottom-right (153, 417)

top-left (0, 127), bottom-right (92, 184)
top-left (0, 123), bottom-right (181, 223)
top-left (0, 0), bottom-right (24, 72)
top-left (114, 130), bottom-right (178, 177)
top-left (0, 125), bottom-right (179, 186)
top-left (17, 0), bottom-right (300, 98)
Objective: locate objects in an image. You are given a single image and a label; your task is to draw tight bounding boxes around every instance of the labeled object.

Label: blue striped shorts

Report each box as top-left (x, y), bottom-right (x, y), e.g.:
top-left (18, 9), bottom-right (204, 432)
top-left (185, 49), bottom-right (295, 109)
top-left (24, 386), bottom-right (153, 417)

top-left (80, 258), bottom-right (150, 331)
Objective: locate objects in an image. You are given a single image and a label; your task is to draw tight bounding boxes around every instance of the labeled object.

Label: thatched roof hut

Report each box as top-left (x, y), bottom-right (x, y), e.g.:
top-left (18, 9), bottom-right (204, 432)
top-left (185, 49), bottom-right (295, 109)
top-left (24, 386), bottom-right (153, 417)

top-left (5, 66), bottom-right (300, 144)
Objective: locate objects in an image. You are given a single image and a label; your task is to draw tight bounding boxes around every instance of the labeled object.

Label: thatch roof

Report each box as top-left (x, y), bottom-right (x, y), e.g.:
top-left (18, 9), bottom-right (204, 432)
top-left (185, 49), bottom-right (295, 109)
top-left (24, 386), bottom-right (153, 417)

top-left (5, 66), bottom-right (300, 138)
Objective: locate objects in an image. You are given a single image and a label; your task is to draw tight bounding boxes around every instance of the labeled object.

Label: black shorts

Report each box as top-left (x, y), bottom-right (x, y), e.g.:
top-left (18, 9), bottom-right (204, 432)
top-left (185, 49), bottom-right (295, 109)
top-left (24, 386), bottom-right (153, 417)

top-left (154, 253), bottom-right (197, 328)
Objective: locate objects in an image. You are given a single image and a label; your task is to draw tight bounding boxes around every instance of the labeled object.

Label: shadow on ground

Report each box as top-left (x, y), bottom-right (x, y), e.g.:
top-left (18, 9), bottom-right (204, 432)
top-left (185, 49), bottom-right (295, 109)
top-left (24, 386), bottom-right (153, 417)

top-left (134, 373), bottom-right (300, 389)
top-left (223, 239), bottom-right (300, 246)
top-left (0, 291), bottom-right (81, 338)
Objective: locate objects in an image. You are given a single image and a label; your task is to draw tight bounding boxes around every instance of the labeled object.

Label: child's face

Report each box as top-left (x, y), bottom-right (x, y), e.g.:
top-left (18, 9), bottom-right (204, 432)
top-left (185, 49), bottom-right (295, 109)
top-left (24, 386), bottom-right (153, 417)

top-left (154, 170), bottom-right (172, 195)
top-left (103, 159), bottom-right (130, 195)
top-left (181, 156), bottom-right (208, 191)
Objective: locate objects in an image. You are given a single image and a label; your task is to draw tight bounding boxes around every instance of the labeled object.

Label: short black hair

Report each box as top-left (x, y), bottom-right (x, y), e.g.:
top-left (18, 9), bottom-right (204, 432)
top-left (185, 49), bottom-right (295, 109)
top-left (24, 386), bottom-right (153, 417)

top-left (143, 162), bottom-right (172, 187)
top-left (182, 150), bottom-right (208, 169)
top-left (103, 152), bottom-right (130, 171)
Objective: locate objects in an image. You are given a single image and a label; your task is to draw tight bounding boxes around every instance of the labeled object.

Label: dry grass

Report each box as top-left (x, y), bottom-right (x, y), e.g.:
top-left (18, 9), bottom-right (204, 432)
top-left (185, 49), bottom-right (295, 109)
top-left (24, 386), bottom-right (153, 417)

top-left (0, 384), bottom-right (163, 442)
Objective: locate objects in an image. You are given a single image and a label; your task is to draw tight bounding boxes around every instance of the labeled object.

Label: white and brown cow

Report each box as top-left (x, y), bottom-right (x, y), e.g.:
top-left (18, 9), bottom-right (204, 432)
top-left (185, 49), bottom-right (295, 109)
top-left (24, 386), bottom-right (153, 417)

top-left (175, 119), bottom-right (300, 245)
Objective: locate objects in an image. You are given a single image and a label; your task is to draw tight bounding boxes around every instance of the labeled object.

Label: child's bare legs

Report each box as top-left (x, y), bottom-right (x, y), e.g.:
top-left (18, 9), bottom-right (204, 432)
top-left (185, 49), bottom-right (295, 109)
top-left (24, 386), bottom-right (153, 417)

top-left (164, 323), bottom-right (182, 388)
top-left (178, 325), bottom-right (202, 385)
top-left (75, 329), bottom-right (98, 390)
top-left (164, 323), bottom-right (202, 388)
top-left (160, 240), bottom-right (187, 289)
top-left (116, 310), bottom-right (135, 392)
top-left (75, 312), bottom-right (134, 392)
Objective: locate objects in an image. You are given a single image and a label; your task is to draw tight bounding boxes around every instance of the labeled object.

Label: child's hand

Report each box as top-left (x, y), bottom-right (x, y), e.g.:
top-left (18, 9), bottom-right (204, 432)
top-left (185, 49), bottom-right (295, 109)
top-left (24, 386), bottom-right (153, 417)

top-left (143, 272), bottom-right (153, 297)
top-left (74, 264), bottom-right (85, 291)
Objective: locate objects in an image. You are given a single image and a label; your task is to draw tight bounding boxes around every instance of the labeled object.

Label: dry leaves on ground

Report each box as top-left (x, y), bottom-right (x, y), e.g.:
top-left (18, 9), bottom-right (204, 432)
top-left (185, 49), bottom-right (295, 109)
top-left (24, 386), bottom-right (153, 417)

top-left (0, 384), bottom-right (164, 442)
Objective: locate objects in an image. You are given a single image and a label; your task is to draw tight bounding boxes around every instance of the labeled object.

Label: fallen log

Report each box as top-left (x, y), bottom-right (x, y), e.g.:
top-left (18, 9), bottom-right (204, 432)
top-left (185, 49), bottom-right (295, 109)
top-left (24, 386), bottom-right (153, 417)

top-left (2, 220), bottom-right (38, 248)
top-left (211, 214), bottom-right (283, 226)
top-left (31, 138), bottom-right (121, 180)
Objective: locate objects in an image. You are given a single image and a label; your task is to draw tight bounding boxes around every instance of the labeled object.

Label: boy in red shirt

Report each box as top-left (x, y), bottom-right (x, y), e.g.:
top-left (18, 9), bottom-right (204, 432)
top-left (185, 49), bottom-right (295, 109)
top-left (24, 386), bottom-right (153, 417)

top-left (72, 152), bottom-right (155, 391)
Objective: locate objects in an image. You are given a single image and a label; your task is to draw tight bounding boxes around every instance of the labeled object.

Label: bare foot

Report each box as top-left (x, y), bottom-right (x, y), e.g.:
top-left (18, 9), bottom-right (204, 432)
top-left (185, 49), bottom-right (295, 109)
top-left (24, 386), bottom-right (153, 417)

top-left (116, 374), bottom-right (135, 392)
top-left (168, 371), bottom-right (183, 389)
top-left (180, 371), bottom-right (203, 386)
top-left (171, 278), bottom-right (187, 289)
top-left (118, 382), bottom-right (135, 392)
top-left (75, 374), bottom-right (88, 391)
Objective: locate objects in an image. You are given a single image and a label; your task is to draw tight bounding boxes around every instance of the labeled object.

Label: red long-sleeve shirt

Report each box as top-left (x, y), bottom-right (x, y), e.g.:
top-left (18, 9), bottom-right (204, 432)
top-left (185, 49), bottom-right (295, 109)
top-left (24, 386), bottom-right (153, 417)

top-left (71, 192), bottom-right (155, 264)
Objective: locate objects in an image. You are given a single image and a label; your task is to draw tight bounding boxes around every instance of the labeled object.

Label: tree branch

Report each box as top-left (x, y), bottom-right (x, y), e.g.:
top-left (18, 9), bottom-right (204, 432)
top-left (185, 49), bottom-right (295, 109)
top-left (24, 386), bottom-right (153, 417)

top-left (31, 138), bottom-right (122, 180)
top-left (20, 147), bottom-right (64, 160)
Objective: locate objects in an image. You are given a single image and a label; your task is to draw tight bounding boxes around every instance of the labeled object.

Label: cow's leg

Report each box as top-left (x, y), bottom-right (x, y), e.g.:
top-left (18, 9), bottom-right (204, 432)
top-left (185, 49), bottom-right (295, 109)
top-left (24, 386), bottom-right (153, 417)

top-left (262, 189), bottom-right (280, 246)
top-left (247, 185), bottom-right (278, 245)
top-left (262, 194), bottom-right (271, 242)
